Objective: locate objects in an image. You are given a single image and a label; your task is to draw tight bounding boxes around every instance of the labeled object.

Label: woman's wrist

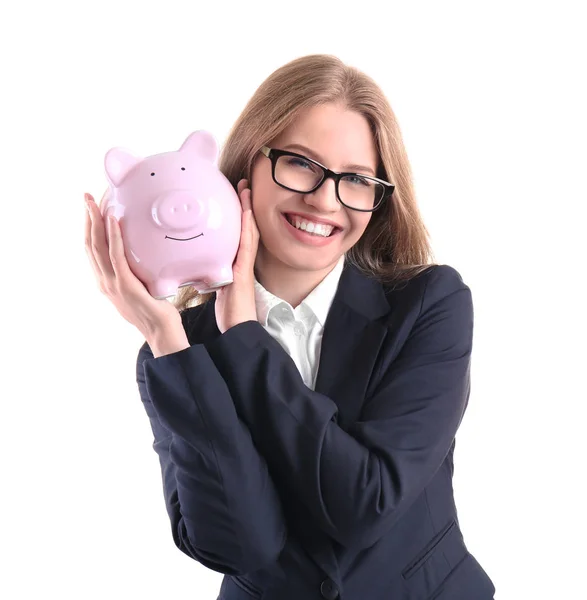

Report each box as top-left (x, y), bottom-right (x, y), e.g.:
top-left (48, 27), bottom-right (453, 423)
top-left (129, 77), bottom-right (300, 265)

top-left (147, 323), bottom-right (190, 358)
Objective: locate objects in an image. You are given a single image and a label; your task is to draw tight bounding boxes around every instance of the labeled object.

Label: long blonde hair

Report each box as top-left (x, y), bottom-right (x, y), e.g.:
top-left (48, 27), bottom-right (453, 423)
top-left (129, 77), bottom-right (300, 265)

top-left (174, 53), bottom-right (436, 312)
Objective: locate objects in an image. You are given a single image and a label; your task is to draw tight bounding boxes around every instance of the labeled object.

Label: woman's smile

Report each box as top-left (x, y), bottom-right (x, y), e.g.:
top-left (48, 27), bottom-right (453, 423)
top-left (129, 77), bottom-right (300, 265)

top-left (280, 212), bottom-right (342, 247)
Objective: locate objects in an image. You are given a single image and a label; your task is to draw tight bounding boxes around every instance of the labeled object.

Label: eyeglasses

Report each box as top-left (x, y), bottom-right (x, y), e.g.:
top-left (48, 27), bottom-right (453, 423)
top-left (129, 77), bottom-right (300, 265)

top-left (259, 146), bottom-right (394, 212)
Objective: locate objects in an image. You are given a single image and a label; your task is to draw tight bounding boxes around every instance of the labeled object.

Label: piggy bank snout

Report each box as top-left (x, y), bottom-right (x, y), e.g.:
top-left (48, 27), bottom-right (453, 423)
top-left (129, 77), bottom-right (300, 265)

top-left (152, 191), bottom-right (204, 230)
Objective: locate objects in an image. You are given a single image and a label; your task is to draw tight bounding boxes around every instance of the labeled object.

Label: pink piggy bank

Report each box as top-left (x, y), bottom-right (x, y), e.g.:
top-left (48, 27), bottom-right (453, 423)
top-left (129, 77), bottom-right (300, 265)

top-left (101, 130), bottom-right (242, 298)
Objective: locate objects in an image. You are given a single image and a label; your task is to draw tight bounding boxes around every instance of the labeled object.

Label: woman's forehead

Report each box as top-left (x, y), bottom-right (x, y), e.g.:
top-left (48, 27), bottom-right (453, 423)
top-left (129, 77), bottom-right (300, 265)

top-left (273, 105), bottom-right (378, 169)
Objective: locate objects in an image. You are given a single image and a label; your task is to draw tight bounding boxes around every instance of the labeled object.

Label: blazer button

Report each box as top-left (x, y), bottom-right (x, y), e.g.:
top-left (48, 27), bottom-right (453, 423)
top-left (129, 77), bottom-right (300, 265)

top-left (320, 578), bottom-right (339, 599)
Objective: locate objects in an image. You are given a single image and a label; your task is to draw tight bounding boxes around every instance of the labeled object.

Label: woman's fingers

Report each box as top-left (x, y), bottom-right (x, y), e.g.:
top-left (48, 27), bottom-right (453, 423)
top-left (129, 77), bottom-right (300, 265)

top-left (87, 197), bottom-right (115, 284)
top-left (107, 215), bottom-right (143, 296)
top-left (240, 184), bottom-right (259, 241)
top-left (234, 184), bottom-right (259, 277)
top-left (84, 199), bottom-right (103, 281)
top-left (237, 178), bottom-right (248, 197)
top-left (107, 216), bottom-right (124, 278)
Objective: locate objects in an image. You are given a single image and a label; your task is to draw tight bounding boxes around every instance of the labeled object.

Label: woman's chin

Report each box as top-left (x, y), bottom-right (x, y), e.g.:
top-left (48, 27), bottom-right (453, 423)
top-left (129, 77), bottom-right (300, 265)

top-left (260, 244), bottom-right (342, 273)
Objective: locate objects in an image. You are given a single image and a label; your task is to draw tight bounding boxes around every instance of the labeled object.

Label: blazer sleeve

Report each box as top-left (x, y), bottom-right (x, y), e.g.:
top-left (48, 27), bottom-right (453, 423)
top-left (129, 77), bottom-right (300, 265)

top-left (202, 266), bottom-right (474, 551)
top-left (137, 328), bottom-right (287, 575)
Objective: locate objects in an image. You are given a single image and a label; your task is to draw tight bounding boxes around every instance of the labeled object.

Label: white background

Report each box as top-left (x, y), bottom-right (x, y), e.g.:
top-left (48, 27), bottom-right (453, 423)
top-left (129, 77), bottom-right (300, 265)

top-left (1, 1), bottom-right (585, 598)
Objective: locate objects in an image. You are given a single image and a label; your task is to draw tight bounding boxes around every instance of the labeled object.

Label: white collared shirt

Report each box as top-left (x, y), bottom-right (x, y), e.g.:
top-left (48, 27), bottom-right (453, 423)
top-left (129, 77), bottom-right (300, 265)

top-left (253, 256), bottom-right (345, 390)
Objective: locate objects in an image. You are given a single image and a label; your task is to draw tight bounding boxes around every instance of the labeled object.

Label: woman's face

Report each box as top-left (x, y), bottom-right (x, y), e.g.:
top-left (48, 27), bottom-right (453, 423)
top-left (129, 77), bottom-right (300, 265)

top-left (249, 102), bottom-right (378, 275)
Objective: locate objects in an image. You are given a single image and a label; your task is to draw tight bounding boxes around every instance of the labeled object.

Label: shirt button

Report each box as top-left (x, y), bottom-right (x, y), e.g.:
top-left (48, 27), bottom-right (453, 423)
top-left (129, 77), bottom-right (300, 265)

top-left (320, 578), bottom-right (339, 599)
top-left (293, 322), bottom-right (305, 336)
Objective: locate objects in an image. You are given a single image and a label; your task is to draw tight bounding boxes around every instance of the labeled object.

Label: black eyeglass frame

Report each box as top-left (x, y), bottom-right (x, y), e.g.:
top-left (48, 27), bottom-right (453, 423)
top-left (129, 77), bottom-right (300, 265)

top-left (259, 146), bottom-right (394, 212)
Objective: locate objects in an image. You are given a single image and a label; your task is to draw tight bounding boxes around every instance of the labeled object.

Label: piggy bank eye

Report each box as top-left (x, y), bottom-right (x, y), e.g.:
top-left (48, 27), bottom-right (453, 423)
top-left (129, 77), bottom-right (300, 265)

top-left (150, 172), bottom-right (155, 176)
top-left (181, 167), bottom-right (185, 171)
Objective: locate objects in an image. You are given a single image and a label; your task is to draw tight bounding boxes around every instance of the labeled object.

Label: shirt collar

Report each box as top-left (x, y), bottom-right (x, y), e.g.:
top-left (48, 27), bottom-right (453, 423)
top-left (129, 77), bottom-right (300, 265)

top-left (254, 255), bottom-right (345, 327)
top-left (254, 279), bottom-right (284, 327)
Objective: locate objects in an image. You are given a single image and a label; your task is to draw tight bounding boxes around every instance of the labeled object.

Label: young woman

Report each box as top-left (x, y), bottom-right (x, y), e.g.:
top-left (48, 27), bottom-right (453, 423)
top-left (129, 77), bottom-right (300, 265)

top-left (85, 54), bottom-right (496, 600)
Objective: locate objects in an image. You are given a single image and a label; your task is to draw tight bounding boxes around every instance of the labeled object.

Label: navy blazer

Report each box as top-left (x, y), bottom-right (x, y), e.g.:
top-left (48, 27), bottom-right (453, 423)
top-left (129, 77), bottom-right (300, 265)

top-left (136, 261), bottom-right (496, 600)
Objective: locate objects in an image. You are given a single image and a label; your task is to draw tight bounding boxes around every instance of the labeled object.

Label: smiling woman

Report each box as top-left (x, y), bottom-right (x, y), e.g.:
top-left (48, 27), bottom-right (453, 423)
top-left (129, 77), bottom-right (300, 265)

top-left (174, 57), bottom-right (431, 313)
top-left (247, 103), bottom-right (387, 298)
top-left (88, 53), bottom-right (497, 600)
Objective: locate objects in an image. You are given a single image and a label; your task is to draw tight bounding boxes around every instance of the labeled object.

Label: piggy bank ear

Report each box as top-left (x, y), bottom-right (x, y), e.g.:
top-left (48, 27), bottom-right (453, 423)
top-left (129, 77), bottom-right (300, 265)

top-left (104, 147), bottom-right (142, 187)
top-left (179, 130), bottom-right (218, 163)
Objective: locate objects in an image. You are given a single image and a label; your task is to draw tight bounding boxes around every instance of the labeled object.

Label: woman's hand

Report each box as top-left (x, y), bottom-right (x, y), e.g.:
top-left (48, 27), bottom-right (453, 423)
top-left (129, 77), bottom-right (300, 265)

top-left (214, 179), bottom-right (260, 334)
top-left (84, 190), bottom-right (184, 343)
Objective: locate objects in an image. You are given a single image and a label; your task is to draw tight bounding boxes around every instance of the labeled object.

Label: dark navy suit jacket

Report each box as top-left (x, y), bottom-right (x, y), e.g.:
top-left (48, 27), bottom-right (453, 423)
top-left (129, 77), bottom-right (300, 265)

top-left (136, 261), bottom-right (496, 599)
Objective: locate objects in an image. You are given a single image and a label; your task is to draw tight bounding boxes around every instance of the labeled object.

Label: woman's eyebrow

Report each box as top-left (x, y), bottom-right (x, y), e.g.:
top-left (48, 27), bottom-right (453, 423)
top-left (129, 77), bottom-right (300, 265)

top-left (282, 143), bottom-right (376, 176)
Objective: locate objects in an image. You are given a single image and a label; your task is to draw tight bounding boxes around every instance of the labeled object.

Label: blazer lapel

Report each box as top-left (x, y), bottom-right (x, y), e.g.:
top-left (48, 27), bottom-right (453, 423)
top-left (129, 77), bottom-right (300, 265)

top-left (315, 262), bottom-right (390, 428)
top-left (300, 263), bottom-right (390, 585)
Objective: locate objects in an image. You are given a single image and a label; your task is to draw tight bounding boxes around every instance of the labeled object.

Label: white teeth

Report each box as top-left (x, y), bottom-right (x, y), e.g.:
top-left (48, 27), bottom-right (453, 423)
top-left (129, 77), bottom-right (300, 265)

top-left (287, 215), bottom-right (334, 237)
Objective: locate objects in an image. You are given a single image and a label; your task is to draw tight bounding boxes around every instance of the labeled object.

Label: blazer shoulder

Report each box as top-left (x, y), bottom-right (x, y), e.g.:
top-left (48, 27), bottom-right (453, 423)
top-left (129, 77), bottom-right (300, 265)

top-left (422, 263), bottom-right (470, 293)
top-left (378, 262), bottom-right (467, 297)
top-left (421, 263), bottom-right (471, 304)
top-left (376, 263), bottom-right (471, 328)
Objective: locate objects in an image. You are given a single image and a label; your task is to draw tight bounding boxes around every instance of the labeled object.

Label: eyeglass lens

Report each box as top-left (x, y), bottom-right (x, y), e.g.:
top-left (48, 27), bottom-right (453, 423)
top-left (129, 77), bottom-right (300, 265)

top-left (274, 155), bottom-right (384, 210)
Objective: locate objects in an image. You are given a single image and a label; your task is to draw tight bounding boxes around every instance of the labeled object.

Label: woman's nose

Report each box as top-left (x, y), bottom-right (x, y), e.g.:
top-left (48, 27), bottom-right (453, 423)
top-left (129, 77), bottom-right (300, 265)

top-left (303, 178), bottom-right (341, 212)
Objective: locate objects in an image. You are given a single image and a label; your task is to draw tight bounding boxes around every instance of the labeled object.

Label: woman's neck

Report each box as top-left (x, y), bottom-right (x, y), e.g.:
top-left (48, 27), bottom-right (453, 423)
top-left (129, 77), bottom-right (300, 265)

top-left (254, 249), bottom-right (341, 308)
